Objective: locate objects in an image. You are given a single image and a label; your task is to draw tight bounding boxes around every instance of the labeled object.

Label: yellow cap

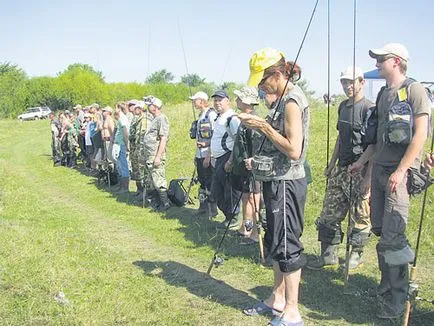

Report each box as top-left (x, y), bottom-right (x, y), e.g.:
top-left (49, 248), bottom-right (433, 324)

top-left (247, 48), bottom-right (285, 86)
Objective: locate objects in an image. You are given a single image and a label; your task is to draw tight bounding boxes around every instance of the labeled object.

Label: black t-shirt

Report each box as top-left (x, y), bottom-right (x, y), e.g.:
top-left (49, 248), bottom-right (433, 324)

top-left (337, 97), bottom-right (374, 166)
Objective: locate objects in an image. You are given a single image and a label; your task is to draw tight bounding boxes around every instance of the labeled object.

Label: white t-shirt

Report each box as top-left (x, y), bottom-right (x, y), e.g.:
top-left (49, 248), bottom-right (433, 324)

top-left (196, 108), bottom-right (218, 158)
top-left (210, 109), bottom-right (240, 159)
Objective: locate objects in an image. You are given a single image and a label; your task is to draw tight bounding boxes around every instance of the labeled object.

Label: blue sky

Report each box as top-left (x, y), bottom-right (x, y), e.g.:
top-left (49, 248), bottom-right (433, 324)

top-left (1, 0), bottom-right (433, 95)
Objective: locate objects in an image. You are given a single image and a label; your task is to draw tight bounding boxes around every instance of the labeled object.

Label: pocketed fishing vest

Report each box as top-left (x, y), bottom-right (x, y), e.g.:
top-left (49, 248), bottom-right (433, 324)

top-left (252, 85), bottom-right (309, 181)
top-left (197, 108), bottom-right (215, 142)
top-left (384, 78), bottom-right (416, 145)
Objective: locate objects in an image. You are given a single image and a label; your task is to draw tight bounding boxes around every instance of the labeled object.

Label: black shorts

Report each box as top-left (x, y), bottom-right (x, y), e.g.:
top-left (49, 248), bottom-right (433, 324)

top-left (263, 178), bottom-right (307, 273)
top-left (232, 175), bottom-right (261, 194)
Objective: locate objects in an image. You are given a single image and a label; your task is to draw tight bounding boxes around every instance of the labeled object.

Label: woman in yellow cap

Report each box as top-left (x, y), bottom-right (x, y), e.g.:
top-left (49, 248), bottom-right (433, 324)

top-left (240, 48), bottom-right (309, 326)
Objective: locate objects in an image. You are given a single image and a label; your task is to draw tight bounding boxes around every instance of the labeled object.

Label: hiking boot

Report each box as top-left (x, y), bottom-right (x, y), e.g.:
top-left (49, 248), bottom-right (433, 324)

top-left (145, 190), bottom-right (159, 209)
top-left (306, 243), bottom-right (339, 270)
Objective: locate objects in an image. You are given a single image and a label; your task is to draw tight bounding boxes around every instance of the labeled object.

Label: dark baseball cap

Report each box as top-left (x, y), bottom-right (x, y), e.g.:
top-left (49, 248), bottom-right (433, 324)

top-left (211, 90), bottom-right (229, 99)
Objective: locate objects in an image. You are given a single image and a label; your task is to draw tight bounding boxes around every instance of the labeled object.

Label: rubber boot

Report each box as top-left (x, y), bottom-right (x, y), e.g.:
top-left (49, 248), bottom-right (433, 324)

top-left (135, 182), bottom-right (144, 198)
top-left (377, 251), bottom-right (391, 296)
top-left (156, 191), bottom-right (171, 212)
top-left (347, 249), bottom-right (364, 270)
top-left (306, 242), bottom-right (339, 270)
top-left (116, 177), bottom-right (129, 194)
top-left (377, 264), bottom-right (408, 319)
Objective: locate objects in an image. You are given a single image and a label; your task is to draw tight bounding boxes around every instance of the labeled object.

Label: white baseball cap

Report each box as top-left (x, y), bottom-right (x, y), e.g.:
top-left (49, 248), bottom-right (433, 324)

top-left (149, 97), bottom-right (163, 108)
top-left (189, 91), bottom-right (209, 101)
top-left (340, 67), bottom-right (364, 80)
top-left (369, 43), bottom-right (409, 62)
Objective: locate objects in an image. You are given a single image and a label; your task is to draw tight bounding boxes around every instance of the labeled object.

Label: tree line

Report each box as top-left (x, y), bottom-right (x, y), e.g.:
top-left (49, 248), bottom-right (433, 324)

top-left (0, 62), bottom-right (317, 118)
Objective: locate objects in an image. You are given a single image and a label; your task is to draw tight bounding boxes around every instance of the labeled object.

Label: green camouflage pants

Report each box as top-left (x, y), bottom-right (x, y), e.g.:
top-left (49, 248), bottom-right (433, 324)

top-left (145, 155), bottom-right (167, 191)
top-left (130, 147), bottom-right (146, 181)
top-left (318, 164), bottom-right (371, 233)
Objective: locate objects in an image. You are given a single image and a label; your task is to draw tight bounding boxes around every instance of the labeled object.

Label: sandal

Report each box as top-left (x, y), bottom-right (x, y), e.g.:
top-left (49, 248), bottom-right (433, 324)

top-left (268, 316), bottom-right (281, 326)
top-left (243, 301), bottom-right (282, 316)
top-left (268, 316), bottom-right (304, 326)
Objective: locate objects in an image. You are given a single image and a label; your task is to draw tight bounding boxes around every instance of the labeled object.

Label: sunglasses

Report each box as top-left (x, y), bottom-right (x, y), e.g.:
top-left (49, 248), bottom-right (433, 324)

top-left (259, 72), bottom-right (275, 87)
top-left (376, 55), bottom-right (396, 63)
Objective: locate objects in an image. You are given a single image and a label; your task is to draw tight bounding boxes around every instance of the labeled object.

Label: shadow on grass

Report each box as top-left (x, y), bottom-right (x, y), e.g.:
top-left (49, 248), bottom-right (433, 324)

top-left (163, 206), bottom-right (261, 262)
top-left (133, 260), bottom-right (258, 310)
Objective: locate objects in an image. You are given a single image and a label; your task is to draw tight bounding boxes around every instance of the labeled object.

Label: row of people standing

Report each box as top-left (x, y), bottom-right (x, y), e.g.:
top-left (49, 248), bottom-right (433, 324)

top-left (49, 98), bottom-right (171, 212)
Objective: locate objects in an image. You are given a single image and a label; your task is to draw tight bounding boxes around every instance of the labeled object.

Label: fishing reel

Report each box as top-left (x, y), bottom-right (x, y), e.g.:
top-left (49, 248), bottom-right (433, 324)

top-left (213, 256), bottom-right (224, 268)
top-left (408, 282), bottom-right (419, 301)
top-left (244, 220), bottom-right (254, 232)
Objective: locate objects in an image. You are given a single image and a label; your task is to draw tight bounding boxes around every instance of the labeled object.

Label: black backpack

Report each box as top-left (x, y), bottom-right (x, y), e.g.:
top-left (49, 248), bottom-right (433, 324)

top-left (167, 180), bottom-right (188, 206)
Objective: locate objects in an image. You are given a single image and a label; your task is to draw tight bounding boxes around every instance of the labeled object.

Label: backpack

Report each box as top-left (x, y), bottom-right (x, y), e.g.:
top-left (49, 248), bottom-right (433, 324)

top-left (220, 114), bottom-right (237, 153)
top-left (407, 167), bottom-right (434, 196)
top-left (190, 108), bottom-right (214, 140)
top-left (189, 120), bottom-right (198, 139)
top-left (232, 127), bottom-right (251, 177)
top-left (167, 179), bottom-right (188, 206)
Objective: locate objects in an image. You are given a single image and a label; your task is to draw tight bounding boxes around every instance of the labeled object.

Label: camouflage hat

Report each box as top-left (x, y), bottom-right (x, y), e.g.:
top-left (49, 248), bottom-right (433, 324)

top-left (233, 86), bottom-right (259, 105)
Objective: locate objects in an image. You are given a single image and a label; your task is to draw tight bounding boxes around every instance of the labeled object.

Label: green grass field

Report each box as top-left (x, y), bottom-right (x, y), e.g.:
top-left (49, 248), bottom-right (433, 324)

top-left (0, 103), bottom-right (433, 325)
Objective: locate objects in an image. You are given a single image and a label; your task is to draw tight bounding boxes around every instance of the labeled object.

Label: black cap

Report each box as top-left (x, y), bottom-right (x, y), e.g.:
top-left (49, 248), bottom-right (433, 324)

top-left (211, 90), bottom-right (229, 99)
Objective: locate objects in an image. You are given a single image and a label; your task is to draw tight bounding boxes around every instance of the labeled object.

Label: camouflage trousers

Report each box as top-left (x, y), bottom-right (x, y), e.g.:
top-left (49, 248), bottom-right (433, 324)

top-left (144, 155), bottom-right (167, 191)
top-left (130, 147), bottom-right (146, 181)
top-left (318, 164), bottom-right (371, 233)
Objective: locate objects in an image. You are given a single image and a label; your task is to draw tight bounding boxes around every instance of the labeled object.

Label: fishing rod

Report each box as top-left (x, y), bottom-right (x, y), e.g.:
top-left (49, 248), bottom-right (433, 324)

top-left (239, 128), bottom-right (266, 265)
top-left (177, 19), bottom-right (196, 121)
top-left (403, 126), bottom-right (434, 325)
top-left (256, 0), bottom-right (320, 155)
top-left (177, 19), bottom-right (198, 201)
top-left (325, 0), bottom-right (331, 185)
top-left (207, 191), bottom-right (244, 275)
top-left (343, 0), bottom-right (357, 291)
